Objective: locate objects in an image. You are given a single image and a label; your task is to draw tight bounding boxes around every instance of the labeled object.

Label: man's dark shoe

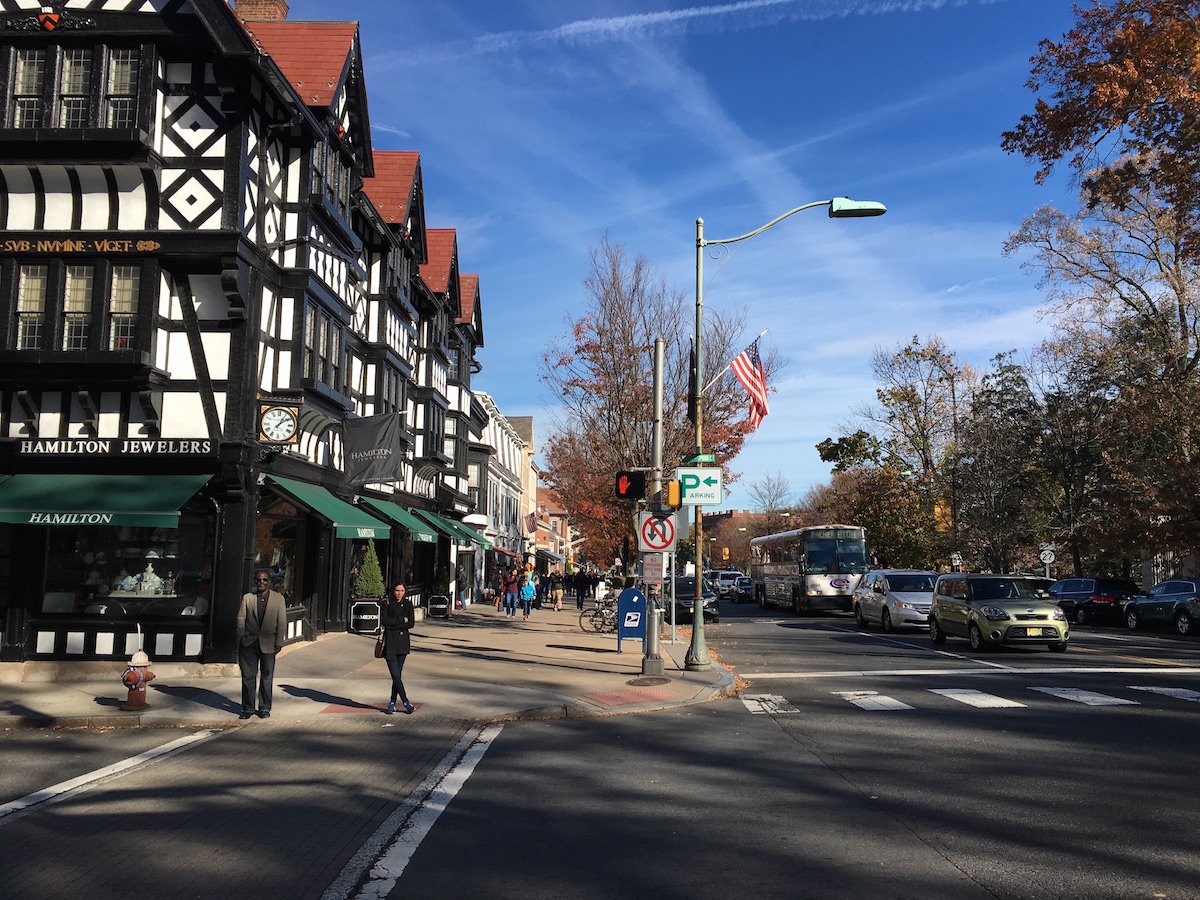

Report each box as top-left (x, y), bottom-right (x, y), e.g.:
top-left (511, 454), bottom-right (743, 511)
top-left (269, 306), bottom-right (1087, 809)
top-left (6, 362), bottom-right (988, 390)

top-left (258, 710), bottom-right (270, 719)
top-left (239, 710), bottom-right (253, 720)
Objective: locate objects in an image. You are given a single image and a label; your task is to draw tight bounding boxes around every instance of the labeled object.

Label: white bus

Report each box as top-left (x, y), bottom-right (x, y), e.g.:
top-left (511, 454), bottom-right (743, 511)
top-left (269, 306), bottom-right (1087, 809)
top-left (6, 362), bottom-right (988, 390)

top-left (749, 524), bottom-right (870, 614)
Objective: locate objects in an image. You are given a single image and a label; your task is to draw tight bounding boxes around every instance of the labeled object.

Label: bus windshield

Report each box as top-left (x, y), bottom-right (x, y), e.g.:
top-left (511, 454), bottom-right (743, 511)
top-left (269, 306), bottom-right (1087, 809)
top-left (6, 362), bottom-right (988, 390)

top-left (801, 535), bottom-right (869, 574)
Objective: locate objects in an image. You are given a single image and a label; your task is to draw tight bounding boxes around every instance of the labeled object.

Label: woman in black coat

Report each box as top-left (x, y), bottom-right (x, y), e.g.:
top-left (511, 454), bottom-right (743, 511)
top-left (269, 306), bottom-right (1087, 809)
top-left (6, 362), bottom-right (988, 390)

top-left (381, 580), bottom-right (416, 714)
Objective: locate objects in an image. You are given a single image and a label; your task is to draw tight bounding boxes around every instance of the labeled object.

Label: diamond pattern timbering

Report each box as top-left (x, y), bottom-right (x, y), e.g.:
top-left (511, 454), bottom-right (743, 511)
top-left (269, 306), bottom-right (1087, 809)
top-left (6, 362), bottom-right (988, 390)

top-left (160, 169), bottom-right (224, 230)
top-left (162, 94), bottom-right (226, 159)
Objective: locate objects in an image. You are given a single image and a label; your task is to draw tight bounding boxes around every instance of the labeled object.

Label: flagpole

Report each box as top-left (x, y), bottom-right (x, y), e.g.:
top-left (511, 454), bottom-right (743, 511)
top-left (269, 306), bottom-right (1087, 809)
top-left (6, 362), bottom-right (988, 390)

top-left (702, 329), bottom-right (768, 395)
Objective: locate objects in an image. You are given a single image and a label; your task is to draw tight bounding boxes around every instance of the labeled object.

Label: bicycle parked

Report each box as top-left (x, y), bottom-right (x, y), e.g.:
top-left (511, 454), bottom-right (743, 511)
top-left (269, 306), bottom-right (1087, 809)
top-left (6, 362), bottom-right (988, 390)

top-left (579, 599), bottom-right (617, 634)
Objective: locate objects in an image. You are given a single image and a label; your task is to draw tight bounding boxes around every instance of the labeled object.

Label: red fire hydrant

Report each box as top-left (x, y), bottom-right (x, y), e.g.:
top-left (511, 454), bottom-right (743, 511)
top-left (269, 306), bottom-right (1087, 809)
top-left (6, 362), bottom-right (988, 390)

top-left (119, 650), bottom-right (155, 711)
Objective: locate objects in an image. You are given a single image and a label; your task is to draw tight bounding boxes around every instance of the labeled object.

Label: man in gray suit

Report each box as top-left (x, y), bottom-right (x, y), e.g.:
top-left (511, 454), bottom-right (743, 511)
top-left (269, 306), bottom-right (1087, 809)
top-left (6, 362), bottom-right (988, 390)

top-left (236, 569), bottom-right (287, 719)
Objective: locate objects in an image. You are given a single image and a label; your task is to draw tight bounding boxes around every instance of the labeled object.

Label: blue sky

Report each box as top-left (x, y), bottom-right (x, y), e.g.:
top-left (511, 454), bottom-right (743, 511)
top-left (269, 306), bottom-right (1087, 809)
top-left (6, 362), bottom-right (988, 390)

top-left (289, 0), bottom-right (1081, 510)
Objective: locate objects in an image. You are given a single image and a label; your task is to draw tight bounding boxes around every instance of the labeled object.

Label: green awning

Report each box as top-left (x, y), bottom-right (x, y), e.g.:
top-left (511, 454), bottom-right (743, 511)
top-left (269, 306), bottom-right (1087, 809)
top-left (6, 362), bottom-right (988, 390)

top-left (0, 473), bottom-right (211, 528)
top-left (358, 497), bottom-right (438, 543)
top-left (413, 509), bottom-right (492, 549)
top-left (453, 521), bottom-right (493, 550)
top-left (266, 475), bottom-right (391, 540)
top-left (411, 508), bottom-right (471, 547)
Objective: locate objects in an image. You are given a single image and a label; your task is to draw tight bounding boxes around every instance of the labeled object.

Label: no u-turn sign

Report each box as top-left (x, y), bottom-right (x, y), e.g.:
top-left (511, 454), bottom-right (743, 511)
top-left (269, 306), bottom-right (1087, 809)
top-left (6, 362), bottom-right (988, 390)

top-left (637, 512), bottom-right (677, 552)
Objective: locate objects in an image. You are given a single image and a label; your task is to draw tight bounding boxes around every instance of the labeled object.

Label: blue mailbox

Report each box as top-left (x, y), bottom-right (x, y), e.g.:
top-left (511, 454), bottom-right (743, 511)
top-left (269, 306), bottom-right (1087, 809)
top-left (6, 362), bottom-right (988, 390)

top-left (616, 587), bottom-right (647, 653)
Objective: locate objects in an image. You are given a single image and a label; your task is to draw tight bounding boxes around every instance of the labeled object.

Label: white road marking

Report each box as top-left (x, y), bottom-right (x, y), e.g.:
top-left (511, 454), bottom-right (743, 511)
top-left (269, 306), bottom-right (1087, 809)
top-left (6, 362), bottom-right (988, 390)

top-left (833, 690), bottom-right (913, 710)
top-left (745, 666), bottom-right (1200, 679)
top-left (741, 694), bottom-right (801, 715)
top-left (325, 724), bottom-right (502, 900)
top-left (1127, 686), bottom-right (1200, 702)
top-left (0, 729), bottom-right (223, 824)
top-left (1030, 687), bottom-right (1138, 706)
top-left (929, 688), bottom-right (1026, 708)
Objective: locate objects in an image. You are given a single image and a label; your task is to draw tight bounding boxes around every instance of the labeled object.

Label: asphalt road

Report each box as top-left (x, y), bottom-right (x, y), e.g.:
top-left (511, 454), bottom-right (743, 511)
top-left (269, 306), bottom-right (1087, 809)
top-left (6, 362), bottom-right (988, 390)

top-left (3, 603), bottom-right (1199, 899)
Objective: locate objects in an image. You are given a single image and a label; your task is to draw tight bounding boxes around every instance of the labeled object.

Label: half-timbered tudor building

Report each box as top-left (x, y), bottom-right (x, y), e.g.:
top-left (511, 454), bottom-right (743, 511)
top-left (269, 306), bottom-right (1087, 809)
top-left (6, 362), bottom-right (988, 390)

top-left (0, 0), bottom-right (488, 664)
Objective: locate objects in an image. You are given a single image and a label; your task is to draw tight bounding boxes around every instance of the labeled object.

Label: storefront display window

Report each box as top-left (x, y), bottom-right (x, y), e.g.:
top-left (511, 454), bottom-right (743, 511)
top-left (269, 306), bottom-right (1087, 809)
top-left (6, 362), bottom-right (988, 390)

top-left (41, 509), bottom-right (214, 618)
top-left (255, 494), bottom-right (306, 604)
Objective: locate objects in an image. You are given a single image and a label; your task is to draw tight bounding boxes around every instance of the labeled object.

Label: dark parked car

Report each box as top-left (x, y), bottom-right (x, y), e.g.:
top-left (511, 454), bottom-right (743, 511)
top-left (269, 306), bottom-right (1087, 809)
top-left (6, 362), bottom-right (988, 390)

top-left (1124, 579), bottom-right (1200, 636)
top-left (669, 576), bottom-right (720, 623)
top-left (1048, 576), bottom-right (1142, 626)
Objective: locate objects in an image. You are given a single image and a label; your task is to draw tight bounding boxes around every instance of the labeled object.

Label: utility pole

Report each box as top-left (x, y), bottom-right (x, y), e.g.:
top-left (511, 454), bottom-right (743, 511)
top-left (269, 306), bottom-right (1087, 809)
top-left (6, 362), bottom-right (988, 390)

top-left (642, 338), bottom-right (665, 676)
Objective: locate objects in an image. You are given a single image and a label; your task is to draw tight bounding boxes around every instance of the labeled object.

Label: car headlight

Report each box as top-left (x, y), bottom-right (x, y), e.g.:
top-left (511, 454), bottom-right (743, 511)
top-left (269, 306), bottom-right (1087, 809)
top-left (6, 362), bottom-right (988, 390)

top-left (979, 605), bottom-right (1010, 621)
top-left (1051, 607), bottom-right (1066, 621)
top-left (892, 600), bottom-right (915, 610)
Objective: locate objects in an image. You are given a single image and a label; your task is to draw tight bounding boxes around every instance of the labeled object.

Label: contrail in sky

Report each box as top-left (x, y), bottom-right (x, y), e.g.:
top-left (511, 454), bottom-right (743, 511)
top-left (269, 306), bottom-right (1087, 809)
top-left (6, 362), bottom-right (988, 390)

top-left (382, 0), bottom-right (996, 66)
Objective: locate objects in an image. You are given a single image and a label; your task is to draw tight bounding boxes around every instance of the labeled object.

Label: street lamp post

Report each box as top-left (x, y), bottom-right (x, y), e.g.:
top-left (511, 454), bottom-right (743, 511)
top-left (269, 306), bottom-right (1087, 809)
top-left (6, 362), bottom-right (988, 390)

top-left (684, 197), bottom-right (886, 671)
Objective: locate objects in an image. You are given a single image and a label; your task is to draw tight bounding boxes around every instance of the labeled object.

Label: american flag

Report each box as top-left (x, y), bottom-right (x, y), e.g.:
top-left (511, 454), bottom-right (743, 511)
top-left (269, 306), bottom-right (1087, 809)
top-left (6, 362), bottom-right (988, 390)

top-left (730, 337), bottom-right (769, 429)
top-left (525, 511), bottom-right (538, 533)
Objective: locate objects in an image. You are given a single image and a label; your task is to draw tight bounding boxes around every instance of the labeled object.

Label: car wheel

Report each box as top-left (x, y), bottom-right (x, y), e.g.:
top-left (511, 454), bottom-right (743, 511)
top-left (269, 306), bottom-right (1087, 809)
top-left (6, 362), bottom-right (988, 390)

top-left (882, 608), bottom-right (895, 633)
top-left (758, 589), bottom-right (766, 609)
top-left (929, 615), bottom-right (946, 645)
top-left (1073, 606), bottom-right (1087, 626)
top-left (1175, 610), bottom-right (1192, 636)
top-left (968, 622), bottom-right (986, 652)
top-left (1049, 641), bottom-right (1068, 652)
top-left (1125, 607), bottom-right (1139, 630)
top-left (854, 603), bottom-right (868, 630)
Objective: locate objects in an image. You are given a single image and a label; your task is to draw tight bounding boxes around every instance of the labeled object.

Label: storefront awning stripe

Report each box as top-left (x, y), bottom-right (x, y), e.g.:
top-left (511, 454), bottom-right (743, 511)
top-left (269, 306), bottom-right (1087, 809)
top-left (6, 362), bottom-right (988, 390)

top-left (536, 548), bottom-right (566, 563)
top-left (0, 473), bottom-right (211, 528)
top-left (357, 497), bottom-right (438, 543)
top-left (410, 508), bottom-right (472, 547)
top-left (266, 475), bottom-right (391, 540)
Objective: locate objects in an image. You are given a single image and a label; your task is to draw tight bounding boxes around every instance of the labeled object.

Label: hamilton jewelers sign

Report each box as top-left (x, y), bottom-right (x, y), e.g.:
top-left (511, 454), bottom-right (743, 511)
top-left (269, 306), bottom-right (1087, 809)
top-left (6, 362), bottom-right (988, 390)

top-left (15, 439), bottom-right (215, 456)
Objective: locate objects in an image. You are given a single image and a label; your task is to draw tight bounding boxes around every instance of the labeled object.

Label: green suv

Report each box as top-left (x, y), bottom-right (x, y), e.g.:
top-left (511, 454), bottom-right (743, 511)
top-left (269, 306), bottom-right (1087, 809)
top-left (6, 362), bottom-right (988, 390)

top-left (930, 574), bottom-right (1069, 652)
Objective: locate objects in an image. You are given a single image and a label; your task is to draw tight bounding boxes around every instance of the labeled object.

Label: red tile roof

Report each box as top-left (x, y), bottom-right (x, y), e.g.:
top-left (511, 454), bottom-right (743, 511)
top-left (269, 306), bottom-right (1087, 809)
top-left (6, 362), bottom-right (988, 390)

top-left (242, 20), bottom-right (357, 107)
top-left (458, 274), bottom-right (478, 326)
top-left (362, 151), bottom-right (420, 226)
top-left (420, 229), bottom-right (456, 295)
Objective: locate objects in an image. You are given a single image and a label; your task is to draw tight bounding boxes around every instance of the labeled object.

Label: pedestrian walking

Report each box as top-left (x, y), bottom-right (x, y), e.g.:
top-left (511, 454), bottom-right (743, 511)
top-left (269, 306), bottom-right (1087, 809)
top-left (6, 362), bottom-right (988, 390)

top-left (236, 569), bottom-right (287, 719)
top-left (574, 570), bottom-right (588, 609)
top-left (549, 570), bottom-right (565, 611)
top-left (519, 568), bottom-right (537, 620)
top-left (503, 567), bottom-right (520, 617)
top-left (380, 580), bottom-right (415, 714)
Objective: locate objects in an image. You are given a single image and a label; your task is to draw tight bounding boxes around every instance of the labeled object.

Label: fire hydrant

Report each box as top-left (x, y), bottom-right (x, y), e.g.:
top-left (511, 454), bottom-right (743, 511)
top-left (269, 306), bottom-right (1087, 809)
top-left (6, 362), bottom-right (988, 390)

top-left (119, 650), bottom-right (155, 711)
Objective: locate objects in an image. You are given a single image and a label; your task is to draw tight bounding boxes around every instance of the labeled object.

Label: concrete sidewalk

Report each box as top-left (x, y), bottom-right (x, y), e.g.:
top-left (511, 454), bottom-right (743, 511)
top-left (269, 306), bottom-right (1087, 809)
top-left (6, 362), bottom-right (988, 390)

top-left (0, 603), bottom-right (734, 729)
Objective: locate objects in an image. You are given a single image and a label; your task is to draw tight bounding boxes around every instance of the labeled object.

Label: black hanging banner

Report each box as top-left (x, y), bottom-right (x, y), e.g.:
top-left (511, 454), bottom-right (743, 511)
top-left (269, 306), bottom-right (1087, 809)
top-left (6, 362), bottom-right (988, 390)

top-left (343, 413), bottom-right (404, 484)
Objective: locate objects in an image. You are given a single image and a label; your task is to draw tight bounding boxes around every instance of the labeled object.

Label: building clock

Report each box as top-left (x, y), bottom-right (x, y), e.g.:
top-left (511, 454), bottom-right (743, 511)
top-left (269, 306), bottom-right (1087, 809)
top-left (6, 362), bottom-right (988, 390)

top-left (258, 404), bottom-right (299, 444)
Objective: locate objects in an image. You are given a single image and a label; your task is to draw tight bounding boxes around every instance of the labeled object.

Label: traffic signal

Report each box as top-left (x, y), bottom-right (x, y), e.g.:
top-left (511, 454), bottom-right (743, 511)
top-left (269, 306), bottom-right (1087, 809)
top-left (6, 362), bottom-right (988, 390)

top-left (664, 480), bottom-right (682, 508)
top-left (614, 470), bottom-right (646, 500)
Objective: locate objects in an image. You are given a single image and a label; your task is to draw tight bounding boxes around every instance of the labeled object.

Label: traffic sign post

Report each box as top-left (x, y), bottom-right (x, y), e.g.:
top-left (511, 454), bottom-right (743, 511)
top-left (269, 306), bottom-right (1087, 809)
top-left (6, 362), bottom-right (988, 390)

top-left (1039, 543), bottom-right (1056, 578)
top-left (674, 466), bottom-right (723, 505)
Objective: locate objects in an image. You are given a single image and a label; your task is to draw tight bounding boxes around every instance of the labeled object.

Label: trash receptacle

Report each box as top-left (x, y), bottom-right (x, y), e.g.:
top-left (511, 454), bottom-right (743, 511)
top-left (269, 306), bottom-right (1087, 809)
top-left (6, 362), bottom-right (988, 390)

top-left (427, 594), bottom-right (451, 618)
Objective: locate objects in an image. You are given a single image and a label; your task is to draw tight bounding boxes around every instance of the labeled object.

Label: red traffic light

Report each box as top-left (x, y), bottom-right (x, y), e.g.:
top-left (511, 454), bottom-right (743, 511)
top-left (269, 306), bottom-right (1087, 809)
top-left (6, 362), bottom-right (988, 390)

top-left (614, 470), bottom-right (646, 500)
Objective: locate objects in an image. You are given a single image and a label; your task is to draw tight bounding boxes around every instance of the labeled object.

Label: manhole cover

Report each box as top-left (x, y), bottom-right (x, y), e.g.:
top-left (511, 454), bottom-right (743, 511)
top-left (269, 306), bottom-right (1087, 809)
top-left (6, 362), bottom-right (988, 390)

top-left (626, 676), bottom-right (670, 687)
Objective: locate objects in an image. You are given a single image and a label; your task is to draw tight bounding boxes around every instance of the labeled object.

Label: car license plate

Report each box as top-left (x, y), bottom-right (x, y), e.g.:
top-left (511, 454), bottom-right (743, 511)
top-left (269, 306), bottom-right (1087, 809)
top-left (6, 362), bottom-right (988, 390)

top-left (1026, 627), bottom-right (1043, 637)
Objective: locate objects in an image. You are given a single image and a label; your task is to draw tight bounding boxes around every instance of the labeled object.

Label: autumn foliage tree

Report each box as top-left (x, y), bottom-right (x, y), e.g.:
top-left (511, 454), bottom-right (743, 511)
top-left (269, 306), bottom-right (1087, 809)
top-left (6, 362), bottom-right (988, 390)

top-left (540, 237), bottom-right (778, 563)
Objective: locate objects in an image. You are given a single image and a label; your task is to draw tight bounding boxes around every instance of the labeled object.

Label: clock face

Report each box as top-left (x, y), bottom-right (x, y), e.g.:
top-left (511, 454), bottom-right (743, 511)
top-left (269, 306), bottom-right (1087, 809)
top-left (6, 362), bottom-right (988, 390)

top-left (260, 406), bottom-right (298, 442)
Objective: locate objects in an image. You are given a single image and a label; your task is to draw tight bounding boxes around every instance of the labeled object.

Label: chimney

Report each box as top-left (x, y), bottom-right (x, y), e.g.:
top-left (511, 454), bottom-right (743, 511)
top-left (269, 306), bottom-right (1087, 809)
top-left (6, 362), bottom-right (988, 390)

top-left (235, 0), bottom-right (288, 20)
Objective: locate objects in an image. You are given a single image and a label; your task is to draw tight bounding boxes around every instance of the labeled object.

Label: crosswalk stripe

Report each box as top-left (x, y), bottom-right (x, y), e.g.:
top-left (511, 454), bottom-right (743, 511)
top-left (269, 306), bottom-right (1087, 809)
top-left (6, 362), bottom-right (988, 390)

top-left (832, 690), bottom-right (914, 710)
top-left (928, 688), bottom-right (1026, 708)
top-left (1029, 687), bottom-right (1138, 706)
top-left (1127, 686), bottom-right (1200, 702)
top-left (741, 693), bottom-right (801, 715)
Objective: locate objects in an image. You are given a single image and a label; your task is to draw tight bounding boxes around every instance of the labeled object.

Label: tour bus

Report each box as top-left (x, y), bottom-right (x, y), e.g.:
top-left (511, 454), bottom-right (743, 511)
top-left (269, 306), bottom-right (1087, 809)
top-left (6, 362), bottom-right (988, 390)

top-left (749, 524), bottom-right (870, 614)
